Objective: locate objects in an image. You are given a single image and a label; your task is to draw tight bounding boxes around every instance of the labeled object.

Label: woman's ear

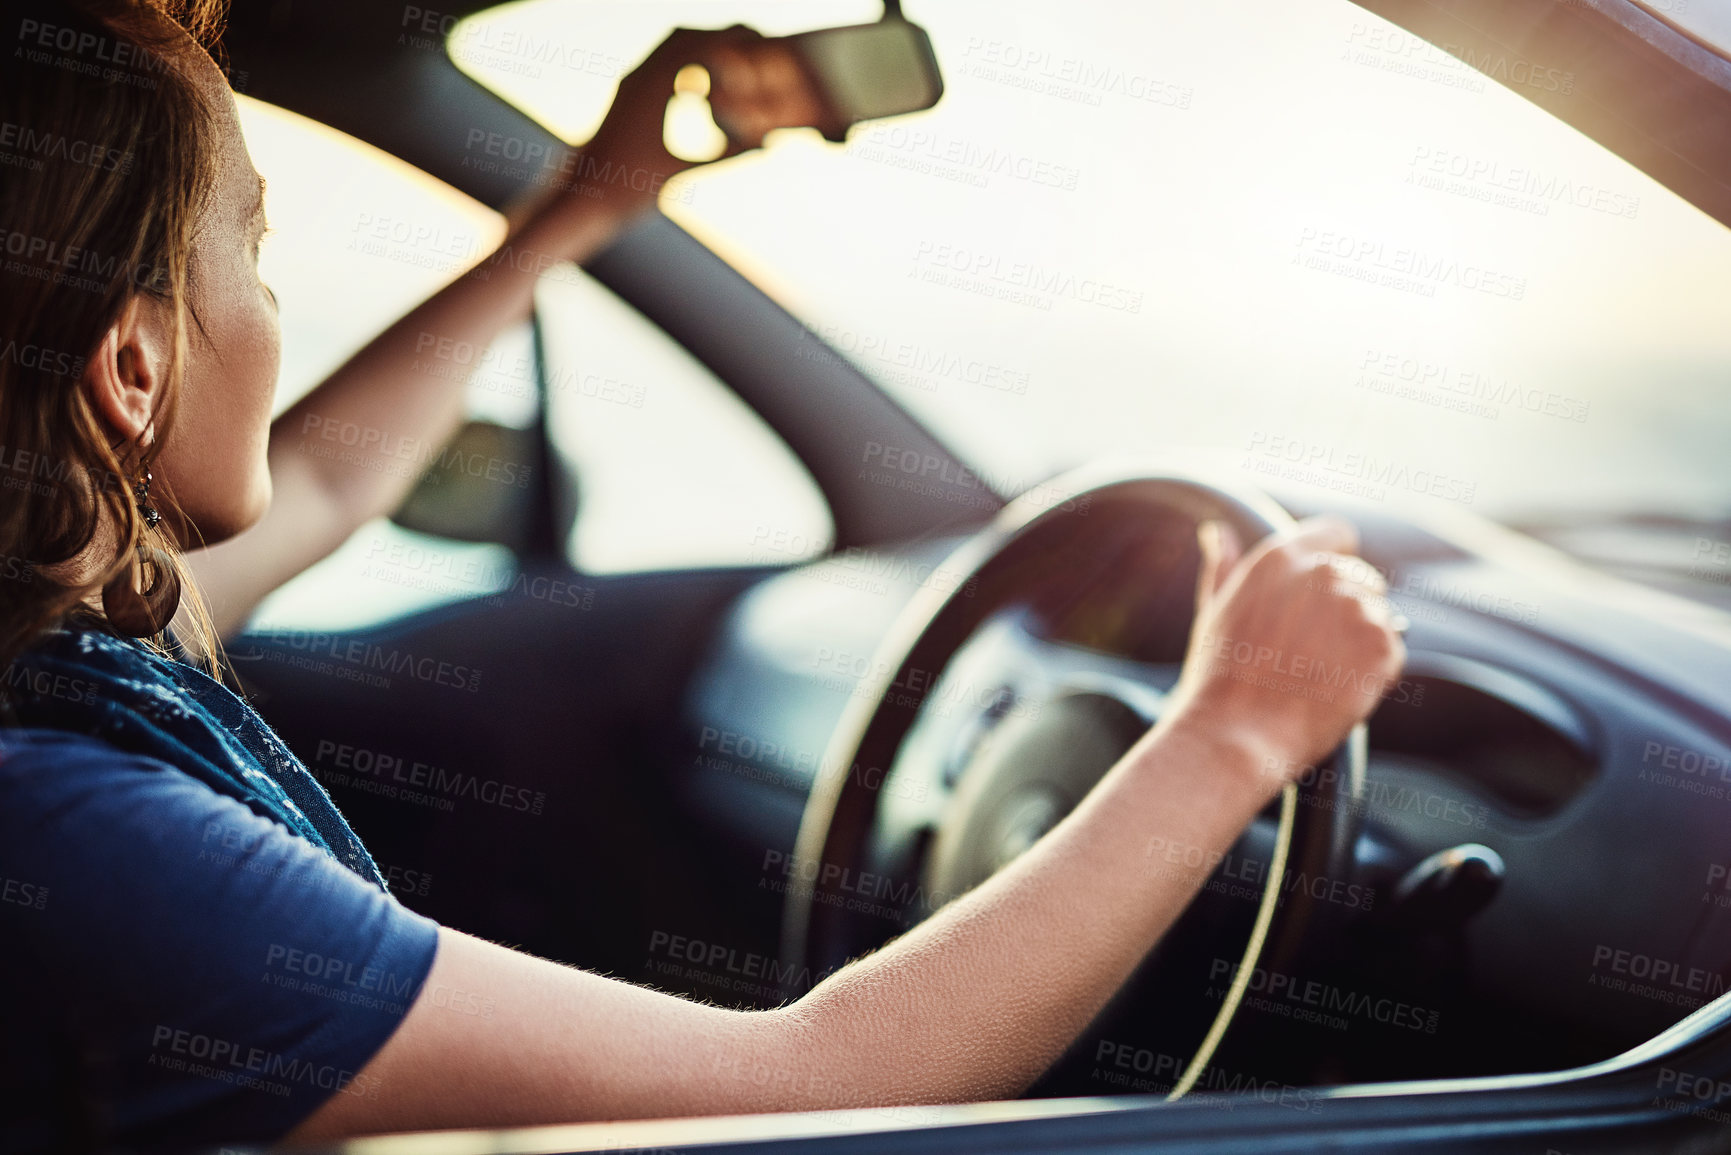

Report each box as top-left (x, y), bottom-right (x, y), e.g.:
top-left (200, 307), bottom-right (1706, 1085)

top-left (82, 296), bottom-right (172, 448)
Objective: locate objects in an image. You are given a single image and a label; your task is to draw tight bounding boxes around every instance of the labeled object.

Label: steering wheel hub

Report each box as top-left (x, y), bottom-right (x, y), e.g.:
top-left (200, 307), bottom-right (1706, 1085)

top-left (926, 691), bottom-right (1150, 900)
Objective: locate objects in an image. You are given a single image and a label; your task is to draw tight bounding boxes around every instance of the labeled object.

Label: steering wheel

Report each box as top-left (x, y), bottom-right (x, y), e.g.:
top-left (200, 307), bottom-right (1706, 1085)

top-left (780, 465), bottom-right (1366, 1094)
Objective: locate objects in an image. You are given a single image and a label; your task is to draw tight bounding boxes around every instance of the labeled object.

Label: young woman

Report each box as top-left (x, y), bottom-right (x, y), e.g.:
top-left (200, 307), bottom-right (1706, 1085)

top-left (0, 0), bottom-right (1405, 1148)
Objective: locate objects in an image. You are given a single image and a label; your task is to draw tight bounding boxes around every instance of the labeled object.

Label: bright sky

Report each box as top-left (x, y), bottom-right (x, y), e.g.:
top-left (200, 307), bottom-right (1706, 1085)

top-left (236, 0), bottom-right (1731, 627)
top-left (453, 0), bottom-right (1731, 524)
top-left (1632, 0), bottom-right (1731, 57)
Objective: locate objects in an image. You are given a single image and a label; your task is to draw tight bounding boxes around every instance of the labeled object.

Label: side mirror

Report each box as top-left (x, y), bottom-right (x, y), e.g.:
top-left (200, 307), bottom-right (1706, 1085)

top-left (390, 420), bottom-right (543, 553)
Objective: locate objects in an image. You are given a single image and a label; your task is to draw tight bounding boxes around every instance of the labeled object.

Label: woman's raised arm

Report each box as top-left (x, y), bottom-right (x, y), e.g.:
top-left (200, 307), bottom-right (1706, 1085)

top-left (186, 26), bottom-right (821, 638)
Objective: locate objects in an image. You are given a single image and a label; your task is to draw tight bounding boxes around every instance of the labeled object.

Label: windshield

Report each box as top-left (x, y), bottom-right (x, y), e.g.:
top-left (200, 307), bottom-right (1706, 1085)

top-left (455, 0), bottom-right (1731, 541)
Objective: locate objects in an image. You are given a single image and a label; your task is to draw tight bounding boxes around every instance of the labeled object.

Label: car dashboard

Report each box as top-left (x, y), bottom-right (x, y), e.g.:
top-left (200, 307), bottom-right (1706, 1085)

top-left (676, 497), bottom-right (1731, 1088)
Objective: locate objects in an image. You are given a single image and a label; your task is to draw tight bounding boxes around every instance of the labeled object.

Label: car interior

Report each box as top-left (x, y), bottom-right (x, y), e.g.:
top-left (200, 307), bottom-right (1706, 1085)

top-left (204, 0), bottom-right (1731, 1149)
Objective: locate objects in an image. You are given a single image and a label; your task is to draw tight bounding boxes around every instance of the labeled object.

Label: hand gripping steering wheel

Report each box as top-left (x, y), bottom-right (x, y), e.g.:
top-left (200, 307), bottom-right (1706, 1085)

top-left (780, 465), bottom-right (1366, 1097)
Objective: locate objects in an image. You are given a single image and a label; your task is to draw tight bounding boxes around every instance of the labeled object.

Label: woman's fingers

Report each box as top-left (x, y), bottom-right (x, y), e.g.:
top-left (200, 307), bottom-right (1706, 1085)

top-left (605, 25), bottom-right (828, 164)
top-left (709, 37), bottom-right (830, 152)
top-left (1173, 512), bottom-right (1407, 773)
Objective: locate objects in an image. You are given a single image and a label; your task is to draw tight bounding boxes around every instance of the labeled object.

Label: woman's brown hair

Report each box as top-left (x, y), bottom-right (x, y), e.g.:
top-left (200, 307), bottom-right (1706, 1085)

top-left (0, 0), bottom-right (229, 669)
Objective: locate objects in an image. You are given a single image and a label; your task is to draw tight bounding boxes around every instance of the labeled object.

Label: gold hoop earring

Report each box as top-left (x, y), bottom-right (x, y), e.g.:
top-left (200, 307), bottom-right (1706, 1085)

top-left (101, 470), bottom-right (182, 638)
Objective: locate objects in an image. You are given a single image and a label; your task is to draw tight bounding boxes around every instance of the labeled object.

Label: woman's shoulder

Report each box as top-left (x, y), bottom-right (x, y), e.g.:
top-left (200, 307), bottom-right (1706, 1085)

top-left (0, 725), bottom-right (170, 779)
top-left (0, 718), bottom-right (328, 886)
top-left (0, 725), bottom-right (441, 1150)
top-left (0, 725), bottom-right (231, 831)
top-left (4, 622), bottom-right (387, 885)
top-left (0, 724), bottom-right (291, 932)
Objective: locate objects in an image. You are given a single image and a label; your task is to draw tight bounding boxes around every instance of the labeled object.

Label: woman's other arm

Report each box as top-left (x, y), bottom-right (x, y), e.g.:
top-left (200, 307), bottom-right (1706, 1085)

top-left (286, 516), bottom-right (1404, 1139)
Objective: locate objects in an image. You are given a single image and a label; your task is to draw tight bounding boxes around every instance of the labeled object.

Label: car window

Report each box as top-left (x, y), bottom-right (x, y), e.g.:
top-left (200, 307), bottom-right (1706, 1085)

top-left (454, 0), bottom-right (1731, 604)
top-left (236, 96), bottom-right (517, 633)
top-left (535, 270), bottom-right (834, 574)
top-left (235, 95), bottom-right (831, 633)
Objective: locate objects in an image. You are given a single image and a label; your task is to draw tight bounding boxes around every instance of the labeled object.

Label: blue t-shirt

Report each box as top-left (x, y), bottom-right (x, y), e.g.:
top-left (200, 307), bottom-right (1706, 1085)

top-left (0, 729), bottom-right (440, 1152)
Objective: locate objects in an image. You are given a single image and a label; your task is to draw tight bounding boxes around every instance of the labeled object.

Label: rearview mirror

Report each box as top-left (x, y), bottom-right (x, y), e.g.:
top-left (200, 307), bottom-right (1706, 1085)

top-left (783, 17), bottom-right (945, 142)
